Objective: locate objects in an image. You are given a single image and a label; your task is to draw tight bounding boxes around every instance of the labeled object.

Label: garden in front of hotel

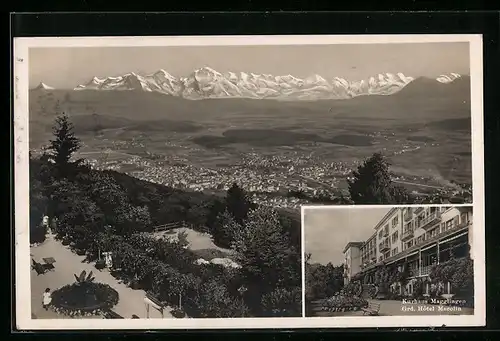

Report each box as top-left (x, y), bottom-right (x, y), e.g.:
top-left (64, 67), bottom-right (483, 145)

top-left (305, 255), bottom-right (474, 317)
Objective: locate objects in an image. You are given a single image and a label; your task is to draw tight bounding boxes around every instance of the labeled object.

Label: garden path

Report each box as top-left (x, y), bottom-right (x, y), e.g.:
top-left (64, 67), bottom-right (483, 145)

top-left (30, 232), bottom-right (174, 319)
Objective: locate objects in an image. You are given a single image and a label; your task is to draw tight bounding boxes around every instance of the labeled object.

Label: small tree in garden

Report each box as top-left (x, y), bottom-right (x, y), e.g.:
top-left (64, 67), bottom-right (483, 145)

top-left (74, 270), bottom-right (95, 284)
top-left (170, 273), bottom-right (197, 310)
top-left (212, 209), bottom-right (240, 249)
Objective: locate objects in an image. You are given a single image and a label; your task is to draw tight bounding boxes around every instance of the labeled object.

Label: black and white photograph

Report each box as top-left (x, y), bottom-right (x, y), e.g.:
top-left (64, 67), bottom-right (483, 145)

top-left (304, 205), bottom-right (476, 317)
top-left (14, 34), bottom-right (484, 329)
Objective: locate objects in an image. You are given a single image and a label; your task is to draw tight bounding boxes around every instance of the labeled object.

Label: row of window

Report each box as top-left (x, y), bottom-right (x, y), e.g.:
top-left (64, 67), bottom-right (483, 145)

top-left (402, 215), bottom-right (463, 251)
top-left (392, 230), bottom-right (399, 243)
top-left (403, 207), bottom-right (456, 234)
top-left (359, 210), bottom-right (470, 264)
top-left (376, 214), bottom-right (401, 239)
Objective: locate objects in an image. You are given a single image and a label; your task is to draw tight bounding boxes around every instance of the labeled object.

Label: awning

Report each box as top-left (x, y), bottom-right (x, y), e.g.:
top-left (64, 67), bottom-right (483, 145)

top-left (440, 231), bottom-right (468, 245)
top-left (421, 244), bottom-right (438, 253)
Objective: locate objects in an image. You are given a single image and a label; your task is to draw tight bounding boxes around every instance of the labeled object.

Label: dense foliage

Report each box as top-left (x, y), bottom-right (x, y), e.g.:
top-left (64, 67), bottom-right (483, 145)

top-left (30, 113), bottom-right (302, 318)
top-left (231, 206), bottom-right (302, 316)
top-left (29, 151), bottom-right (51, 244)
top-left (429, 257), bottom-right (474, 299)
top-left (305, 261), bottom-right (344, 302)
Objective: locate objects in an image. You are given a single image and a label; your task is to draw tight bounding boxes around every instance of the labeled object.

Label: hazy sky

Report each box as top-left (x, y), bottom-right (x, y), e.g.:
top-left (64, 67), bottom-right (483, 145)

top-left (304, 207), bottom-right (390, 265)
top-left (29, 43), bottom-right (470, 89)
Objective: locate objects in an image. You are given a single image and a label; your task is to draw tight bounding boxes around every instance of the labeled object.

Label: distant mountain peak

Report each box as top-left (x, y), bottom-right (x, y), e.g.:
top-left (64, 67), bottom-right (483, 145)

top-left (33, 82), bottom-right (54, 90)
top-left (436, 73), bottom-right (462, 84)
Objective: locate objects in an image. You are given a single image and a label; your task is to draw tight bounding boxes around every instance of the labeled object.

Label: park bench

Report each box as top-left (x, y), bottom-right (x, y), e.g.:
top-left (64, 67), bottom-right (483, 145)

top-left (42, 257), bottom-right (56, 271)
top-left (31, 259), bottom-right (46, 275)
top-left (103, 310), bottom-right (124, 319)
top-left (362, 302), bottom-right (381, 316)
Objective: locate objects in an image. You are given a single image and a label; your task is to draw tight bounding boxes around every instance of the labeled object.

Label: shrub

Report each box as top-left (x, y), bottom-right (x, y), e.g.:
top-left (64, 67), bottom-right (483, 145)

top-left (261, 287), bottom-right (302, 317)
top-left (181, 279), bottom-right (249, 318)
top-left (30, 225), bottom-right (47, 245)
top-left (95, 259), bottom-right (106, 270)
top-left (76, 249), bottom-right (86, 256)
top-left (129, 279), bottom-right (141, 290)
top-left (171, 308), bottom-right (186, 318)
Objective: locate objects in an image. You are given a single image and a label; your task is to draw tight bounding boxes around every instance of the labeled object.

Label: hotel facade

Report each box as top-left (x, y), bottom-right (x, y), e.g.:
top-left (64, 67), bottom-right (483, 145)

top-left (343, 206), bottom-right (473, 293)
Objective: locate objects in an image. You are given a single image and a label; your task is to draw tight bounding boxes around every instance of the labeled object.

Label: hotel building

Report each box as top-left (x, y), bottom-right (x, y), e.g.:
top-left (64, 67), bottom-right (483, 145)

top-left (343, 206), bottom-right (473, 291)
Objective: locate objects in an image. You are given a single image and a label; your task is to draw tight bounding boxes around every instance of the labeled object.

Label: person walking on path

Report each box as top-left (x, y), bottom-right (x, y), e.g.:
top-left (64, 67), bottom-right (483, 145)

top-left (42, 288), bottom-right (52, 310)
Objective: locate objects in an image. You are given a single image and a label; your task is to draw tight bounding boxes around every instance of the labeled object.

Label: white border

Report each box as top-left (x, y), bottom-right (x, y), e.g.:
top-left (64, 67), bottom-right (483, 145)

top-left (14, 34), bottom-right (484, 330)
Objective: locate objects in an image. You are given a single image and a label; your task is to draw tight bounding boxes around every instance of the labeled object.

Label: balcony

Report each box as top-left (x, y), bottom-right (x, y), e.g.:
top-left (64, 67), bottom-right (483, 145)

top-left (404, 212), bottom-right (413, 222)
top-left (457, 220), bottom-right (471, 229)
top-left (420, 265), bottom-right (432, 276)
top-left (401, 229), bottom-right (414, 241)
top-left (414, 207), bottom-right (424, 214)
top-left (418, 212), bottom-right (442, 230)
top-left (379, 240), bottom-right (390, 252)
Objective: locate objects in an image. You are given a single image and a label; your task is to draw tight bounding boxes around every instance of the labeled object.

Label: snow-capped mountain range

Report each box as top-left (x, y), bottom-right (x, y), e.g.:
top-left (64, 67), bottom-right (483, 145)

top-left (35, 67), bottom-right (465, 101)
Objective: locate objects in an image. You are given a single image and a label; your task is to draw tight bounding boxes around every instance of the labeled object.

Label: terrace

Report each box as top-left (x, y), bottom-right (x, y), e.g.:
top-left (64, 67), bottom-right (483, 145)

top-left (385, 220), bottom-right (471, 267)
top-left (401, 228), bottom-right (414, 241)
top-left (418, 211), bottom-right (442, 230)
top-left (403, 211), bottom-right (413, 222)
top-left (379, 239), bottom-right (390, 252)
top-left (420, 265), bottom-right (433, 276)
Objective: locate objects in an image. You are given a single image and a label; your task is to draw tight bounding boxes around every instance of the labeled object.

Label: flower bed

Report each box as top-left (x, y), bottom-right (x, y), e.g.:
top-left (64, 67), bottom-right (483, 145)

top-left (51, 282), bottom-right (119, 318)
top-left (321, 295), bottom-right (368, 312)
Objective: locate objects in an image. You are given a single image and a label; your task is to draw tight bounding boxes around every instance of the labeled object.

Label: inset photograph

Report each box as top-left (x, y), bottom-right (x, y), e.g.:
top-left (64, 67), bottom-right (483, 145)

top-left (304, 205), bottom-right (475, 317)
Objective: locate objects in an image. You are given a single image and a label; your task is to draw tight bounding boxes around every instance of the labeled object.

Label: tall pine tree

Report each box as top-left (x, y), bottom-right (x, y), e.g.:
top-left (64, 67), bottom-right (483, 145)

top-left (48, 112), bottom-right (82, 176)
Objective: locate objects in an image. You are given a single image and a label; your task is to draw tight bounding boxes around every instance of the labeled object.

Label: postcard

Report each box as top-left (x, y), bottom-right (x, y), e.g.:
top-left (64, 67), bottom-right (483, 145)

top-left (13, 34), bottom-right (484, 329)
